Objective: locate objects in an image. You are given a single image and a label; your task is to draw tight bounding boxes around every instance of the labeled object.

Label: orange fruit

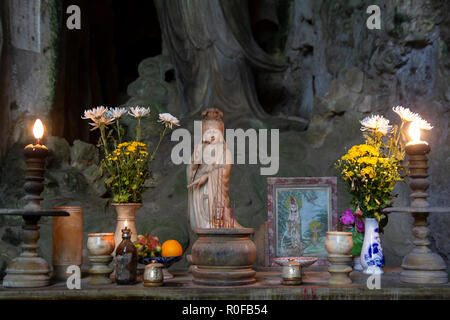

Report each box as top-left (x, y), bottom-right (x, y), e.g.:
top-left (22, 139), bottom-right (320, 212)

top-left (161, 240), bottom-right (183, 257)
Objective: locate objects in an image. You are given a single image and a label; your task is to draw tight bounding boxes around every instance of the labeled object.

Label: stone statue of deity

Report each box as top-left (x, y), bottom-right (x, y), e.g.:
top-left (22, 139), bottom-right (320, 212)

top-left (187, 109), bottom-right (242, 230)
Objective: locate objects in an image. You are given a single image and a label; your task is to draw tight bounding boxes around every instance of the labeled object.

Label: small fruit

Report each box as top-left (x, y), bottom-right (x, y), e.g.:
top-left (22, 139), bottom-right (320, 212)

top-left (161, 240), bottom-right (183, 257)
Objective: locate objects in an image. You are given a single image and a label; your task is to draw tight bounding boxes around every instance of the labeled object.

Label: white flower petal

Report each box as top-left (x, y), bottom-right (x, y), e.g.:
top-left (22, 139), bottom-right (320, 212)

top-left (414, 117), bottom-right (433, 130)
top-left (360, 114), bottom-right (392, 135)
top-left (82, 106), bottom-right (108, 120)
top-left (158, 113), bottom-right (180, 128)
top-left (109, 107), bottom-right (127, 120)
top-left (129, 106), bottom-right (151, 118)
top-left (392, 106), bottom-right (420, 122)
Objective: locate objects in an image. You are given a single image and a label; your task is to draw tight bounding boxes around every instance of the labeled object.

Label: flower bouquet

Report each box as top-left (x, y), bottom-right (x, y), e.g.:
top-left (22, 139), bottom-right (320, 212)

top-left (81, 106), bottom-right (180, 203)
top-left (82, 106), bottom-right (180, 248)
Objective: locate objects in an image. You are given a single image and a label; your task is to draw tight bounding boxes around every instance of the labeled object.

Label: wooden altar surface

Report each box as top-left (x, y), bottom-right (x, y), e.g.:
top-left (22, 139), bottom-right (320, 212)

top-left (0, 267), bottom-right (449, 300)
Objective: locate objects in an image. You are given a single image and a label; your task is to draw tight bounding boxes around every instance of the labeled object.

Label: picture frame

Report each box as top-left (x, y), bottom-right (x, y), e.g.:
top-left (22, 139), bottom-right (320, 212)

top-left (267, 177), bottom-right (338, 267)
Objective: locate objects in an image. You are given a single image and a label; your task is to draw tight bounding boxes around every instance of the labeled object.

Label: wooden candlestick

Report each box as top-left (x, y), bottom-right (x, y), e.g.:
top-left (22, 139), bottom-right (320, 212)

top-left (1, 144), bottom-right (69, 288)
top-left (23, 144), bottom-right (48, 210)
top-left (398, 142), bottom-right (448, 284)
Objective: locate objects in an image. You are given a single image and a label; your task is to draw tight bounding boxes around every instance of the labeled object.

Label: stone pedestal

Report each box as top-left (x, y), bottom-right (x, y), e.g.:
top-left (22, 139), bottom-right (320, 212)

top-left (88, 255), bottom-right (113, 285)
top-left (328, 254), bottom-right (353, 285)
top-left (191, 228), bottom-right (257, 286)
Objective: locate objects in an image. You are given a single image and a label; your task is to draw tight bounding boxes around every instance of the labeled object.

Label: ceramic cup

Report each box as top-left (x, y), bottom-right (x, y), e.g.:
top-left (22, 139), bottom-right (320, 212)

top-left (87, 233), bottom-right (115, 256)
top-left (325, 231), bottom-right (353, 255)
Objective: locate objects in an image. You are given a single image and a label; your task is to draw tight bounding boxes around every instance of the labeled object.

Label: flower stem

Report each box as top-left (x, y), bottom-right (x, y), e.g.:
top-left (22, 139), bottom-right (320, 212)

top-left (100, 123), bottom-right (109, 155)
top-left (136, 118), bottom-right (142, 142)
top-left (116, 120), bottom-right (122, 144)
top-left (149, 126), bottom-right (168, 163)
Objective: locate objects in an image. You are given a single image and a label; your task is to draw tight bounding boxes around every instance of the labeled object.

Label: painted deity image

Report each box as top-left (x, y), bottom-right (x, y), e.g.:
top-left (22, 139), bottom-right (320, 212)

top-left (276, 188), bottom-right (330, 258)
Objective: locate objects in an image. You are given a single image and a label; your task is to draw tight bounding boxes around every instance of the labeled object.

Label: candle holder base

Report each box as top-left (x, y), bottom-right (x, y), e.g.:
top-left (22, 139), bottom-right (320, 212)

top-left (3, 256), bottom-right (51, 288)
top-left (401, 251), bottom-right (447, 284)
top-left (400, 270), bottom-right (448, 285)
top-left (0, 210), bottom-right (69, 288)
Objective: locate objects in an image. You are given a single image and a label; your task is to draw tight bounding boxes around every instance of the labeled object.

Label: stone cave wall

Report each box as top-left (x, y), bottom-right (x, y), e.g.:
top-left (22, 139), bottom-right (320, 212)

top-left (0, 0), bottom-right (449, 277)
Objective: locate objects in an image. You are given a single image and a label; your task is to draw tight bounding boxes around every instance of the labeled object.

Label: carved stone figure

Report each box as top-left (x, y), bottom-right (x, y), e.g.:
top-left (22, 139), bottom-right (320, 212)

top-left (187, 109), bottom-right (242, 230)
top-left (154, 0), bottom-right (306, 128)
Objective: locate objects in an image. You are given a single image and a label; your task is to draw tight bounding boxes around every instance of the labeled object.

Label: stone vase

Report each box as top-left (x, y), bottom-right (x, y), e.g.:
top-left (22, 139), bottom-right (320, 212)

top-left (112, 203), bottom-right (141, 255)
top-left (52, 206), bottom-right (84, 281)
top-left (361, 218), bottom-right (385, 275)
top-left (191, 228), bottom-right (257, 286)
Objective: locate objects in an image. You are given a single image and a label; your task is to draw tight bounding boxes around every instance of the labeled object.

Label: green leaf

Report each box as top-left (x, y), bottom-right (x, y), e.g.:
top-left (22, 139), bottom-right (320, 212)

top-left (350, 229), bottom-right (364, 256)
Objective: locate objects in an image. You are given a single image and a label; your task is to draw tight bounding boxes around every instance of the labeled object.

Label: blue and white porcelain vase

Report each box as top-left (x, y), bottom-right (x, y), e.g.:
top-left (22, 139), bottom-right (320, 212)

top-left (361, 218), bottom-right (385, 275)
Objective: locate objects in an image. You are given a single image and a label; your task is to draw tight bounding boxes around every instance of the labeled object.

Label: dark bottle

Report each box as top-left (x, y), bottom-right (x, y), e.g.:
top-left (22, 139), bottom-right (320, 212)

top-left (115, 226), bottom-right (137, 285)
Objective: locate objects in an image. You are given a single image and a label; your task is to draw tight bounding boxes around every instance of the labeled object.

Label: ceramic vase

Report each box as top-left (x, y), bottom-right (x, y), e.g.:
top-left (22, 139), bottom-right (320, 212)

top-left (361, 218), bottom-right (385, 275)
top-left (112, 203), bottom-right (141, 255)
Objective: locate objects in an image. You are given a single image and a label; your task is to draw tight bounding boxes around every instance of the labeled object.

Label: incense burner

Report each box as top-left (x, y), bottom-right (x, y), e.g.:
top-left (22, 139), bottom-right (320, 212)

top-left (191, 228), bottom-right (257, 286)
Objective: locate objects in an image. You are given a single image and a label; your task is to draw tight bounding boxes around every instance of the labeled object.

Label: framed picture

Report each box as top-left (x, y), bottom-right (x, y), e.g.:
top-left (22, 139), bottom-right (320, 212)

top-left (267, 177), bottom-right (338, 267)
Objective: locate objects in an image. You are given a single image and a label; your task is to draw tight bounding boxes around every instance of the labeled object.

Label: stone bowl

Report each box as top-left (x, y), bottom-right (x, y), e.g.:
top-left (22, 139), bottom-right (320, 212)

top-left (274, 257), bottom-right (318, 268)
top-left (87, 233), bottom-right (115, 256)
top-left (325, 231), bottom-right (353, 256)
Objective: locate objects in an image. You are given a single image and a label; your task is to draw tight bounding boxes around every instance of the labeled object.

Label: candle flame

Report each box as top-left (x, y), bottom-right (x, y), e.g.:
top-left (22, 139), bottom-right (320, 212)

top-left (124, 220), bottom-right (128, 228)
top-left (33, 119), bottom-right (44, 140)
top-left (409, 121), bottom-right (421, 142)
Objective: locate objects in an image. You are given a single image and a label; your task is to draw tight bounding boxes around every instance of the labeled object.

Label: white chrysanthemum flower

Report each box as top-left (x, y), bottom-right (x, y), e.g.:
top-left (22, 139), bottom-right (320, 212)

top-left (129, 106), bottom-right (150, 119)
top-left (158, 113), bottom-right (180, 129)
top-left (413, 117), bottom-right (433, 130)
top-left (88, 114), bottom-right (114, 131)
top-left (81, 106), bottom-right (108, 120)
top-left (360, 114), bottom-right (393, 135)
top-left (392, 106), bottom-right (420, 122)
top-left (109, 107), bottom-right (127, 120)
